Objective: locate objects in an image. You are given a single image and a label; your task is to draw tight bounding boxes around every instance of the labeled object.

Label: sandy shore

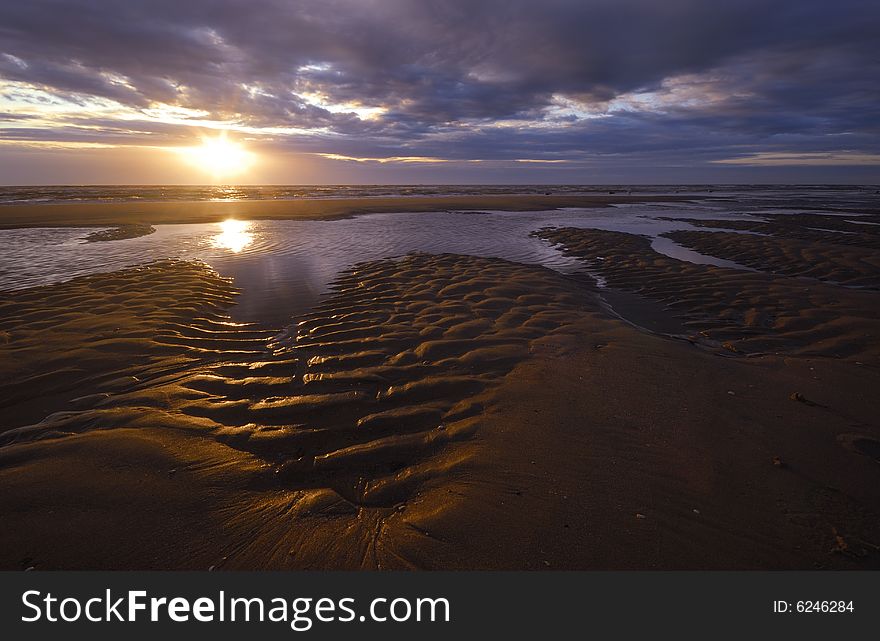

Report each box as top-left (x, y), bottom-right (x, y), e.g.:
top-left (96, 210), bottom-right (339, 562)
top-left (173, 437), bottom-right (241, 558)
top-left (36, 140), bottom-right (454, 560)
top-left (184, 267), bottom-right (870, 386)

top-left (0, 193), bottom-right (691, 228)
top-left (84, 223), bottom-right (156, 242)
top-left (538, 227), bottom-right (880, 359)
top-left (1, 202), bottom-right (879, 569)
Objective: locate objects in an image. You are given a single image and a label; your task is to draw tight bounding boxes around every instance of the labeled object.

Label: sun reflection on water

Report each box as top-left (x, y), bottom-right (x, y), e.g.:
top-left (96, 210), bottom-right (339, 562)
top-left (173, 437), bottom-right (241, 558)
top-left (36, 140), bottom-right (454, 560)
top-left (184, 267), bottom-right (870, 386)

top-left (212, 219), bottom-right (254, 253)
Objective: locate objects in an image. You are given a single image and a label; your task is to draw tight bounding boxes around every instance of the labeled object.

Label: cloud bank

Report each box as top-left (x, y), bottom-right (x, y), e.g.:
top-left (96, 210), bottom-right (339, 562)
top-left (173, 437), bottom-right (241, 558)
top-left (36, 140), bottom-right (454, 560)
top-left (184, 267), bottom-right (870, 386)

top-left (1, 0), bottom-right (878, 182)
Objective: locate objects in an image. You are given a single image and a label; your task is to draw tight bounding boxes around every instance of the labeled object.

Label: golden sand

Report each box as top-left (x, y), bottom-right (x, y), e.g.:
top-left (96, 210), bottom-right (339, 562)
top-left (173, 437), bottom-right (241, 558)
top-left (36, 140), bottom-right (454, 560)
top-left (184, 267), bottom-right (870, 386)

top-left (0, 193), bottom-right (690, 229)
top-left (2, 202), bottom-right (880, 569)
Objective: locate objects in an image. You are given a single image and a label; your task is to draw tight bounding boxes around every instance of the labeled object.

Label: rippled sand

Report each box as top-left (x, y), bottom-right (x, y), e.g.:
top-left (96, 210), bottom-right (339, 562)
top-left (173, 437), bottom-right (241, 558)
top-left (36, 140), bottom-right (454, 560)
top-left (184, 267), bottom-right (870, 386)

top-left (538, 226), bottom-right (880, 359)
top-left (0, 255), bottom-right (599, 568)
top-left (2, 201), bottom-right (880, 570)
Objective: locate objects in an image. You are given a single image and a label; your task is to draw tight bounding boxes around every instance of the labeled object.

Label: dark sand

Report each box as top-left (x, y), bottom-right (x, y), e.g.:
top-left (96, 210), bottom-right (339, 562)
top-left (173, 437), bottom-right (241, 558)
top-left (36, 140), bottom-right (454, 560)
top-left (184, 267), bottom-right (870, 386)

top-left (663, 230), bottom-right (880, 290)
top-left (1, 201), bottom-right (879, 570)
top-left (84, 223), bottom-right (156, 242)
top-left (538, 227), bottom-right (880, 359)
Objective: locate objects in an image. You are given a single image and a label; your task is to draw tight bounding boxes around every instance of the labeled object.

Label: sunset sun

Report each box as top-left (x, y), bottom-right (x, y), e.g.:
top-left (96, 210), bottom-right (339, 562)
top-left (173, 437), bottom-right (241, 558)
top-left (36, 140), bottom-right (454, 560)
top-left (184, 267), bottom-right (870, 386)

top-left (177, 132), bottom-right (255, 178)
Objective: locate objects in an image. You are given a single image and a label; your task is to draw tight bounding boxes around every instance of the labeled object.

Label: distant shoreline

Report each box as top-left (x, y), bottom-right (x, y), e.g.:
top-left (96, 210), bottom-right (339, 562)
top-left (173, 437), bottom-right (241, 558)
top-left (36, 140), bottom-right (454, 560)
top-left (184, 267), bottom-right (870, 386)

top-left (0, 193), bottom-right (695, 229)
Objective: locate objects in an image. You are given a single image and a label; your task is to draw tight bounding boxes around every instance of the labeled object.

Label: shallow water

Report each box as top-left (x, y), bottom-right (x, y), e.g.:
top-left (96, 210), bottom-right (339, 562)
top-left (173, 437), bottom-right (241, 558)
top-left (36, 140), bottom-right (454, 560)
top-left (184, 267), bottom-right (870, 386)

top-left (0, 194), bottom-right (870, 327)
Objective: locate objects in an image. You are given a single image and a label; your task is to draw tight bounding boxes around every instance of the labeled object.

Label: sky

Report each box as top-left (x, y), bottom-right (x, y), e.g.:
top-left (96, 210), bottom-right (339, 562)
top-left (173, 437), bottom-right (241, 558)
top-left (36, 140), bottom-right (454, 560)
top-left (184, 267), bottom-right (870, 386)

top-left (0, 0), bottom-right (878, 185)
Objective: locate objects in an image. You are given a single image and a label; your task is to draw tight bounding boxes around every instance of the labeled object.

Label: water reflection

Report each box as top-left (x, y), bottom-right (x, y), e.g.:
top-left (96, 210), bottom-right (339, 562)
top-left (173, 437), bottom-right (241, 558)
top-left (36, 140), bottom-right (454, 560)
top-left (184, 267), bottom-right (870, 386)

top-left (212, 219), bottom-right (254, 253)
top-left (0, 205), bottom-right (781, 327)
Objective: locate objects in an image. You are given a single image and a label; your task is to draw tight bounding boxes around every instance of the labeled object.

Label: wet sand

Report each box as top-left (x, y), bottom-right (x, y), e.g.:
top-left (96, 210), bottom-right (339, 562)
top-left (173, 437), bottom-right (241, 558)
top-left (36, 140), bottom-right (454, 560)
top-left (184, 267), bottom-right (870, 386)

top-left (0, 193), bottom-right (690, 229)
top-left (84, 223), bottom-right (156, 242)
top-left (1, 203), bottom-right (880, 569)
top-left (663, 230), bottom-right (880, 290)
top-left (537, 227), bottom-right (880, 359)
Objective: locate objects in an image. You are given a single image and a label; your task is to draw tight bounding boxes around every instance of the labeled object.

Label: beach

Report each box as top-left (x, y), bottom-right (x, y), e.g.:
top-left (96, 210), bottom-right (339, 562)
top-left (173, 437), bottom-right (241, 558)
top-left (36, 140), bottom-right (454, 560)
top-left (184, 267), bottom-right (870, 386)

top-left (1, 190), bottom-right (879, 570)
top-left (0, 193), bottom-right (691, 229)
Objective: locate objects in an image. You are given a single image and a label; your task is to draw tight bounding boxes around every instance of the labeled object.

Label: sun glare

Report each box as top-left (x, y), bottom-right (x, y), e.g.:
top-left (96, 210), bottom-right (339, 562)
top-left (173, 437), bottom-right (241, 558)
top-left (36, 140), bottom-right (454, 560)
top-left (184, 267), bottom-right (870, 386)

top-left (177, 132), bottom-right (255, 178)
top-left (212, 218), bottom-right (254, 253)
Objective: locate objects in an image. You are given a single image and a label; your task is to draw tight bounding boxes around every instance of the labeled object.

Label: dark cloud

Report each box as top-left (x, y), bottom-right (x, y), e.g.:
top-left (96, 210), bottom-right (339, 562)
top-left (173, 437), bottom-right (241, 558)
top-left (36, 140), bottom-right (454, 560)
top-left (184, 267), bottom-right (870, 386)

top-left (0, 0), bottom-right (878, 179)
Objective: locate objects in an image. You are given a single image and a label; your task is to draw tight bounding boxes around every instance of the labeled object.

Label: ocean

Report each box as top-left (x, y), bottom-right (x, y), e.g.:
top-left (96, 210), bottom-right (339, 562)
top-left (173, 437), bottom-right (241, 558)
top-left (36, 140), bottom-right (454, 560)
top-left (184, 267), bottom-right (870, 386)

top-left (0, 184), bottom-right (877, 206)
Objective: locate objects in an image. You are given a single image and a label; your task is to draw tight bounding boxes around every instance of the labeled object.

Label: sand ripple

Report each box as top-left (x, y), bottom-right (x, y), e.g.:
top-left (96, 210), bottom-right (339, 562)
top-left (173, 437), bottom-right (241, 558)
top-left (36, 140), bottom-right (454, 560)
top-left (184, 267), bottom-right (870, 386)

top-left (664, 228), bottom-right (880, 290)
top-left (2, 254), bottom-right (592, 516)
top-left (538, 227), bottom-right (880, 360)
